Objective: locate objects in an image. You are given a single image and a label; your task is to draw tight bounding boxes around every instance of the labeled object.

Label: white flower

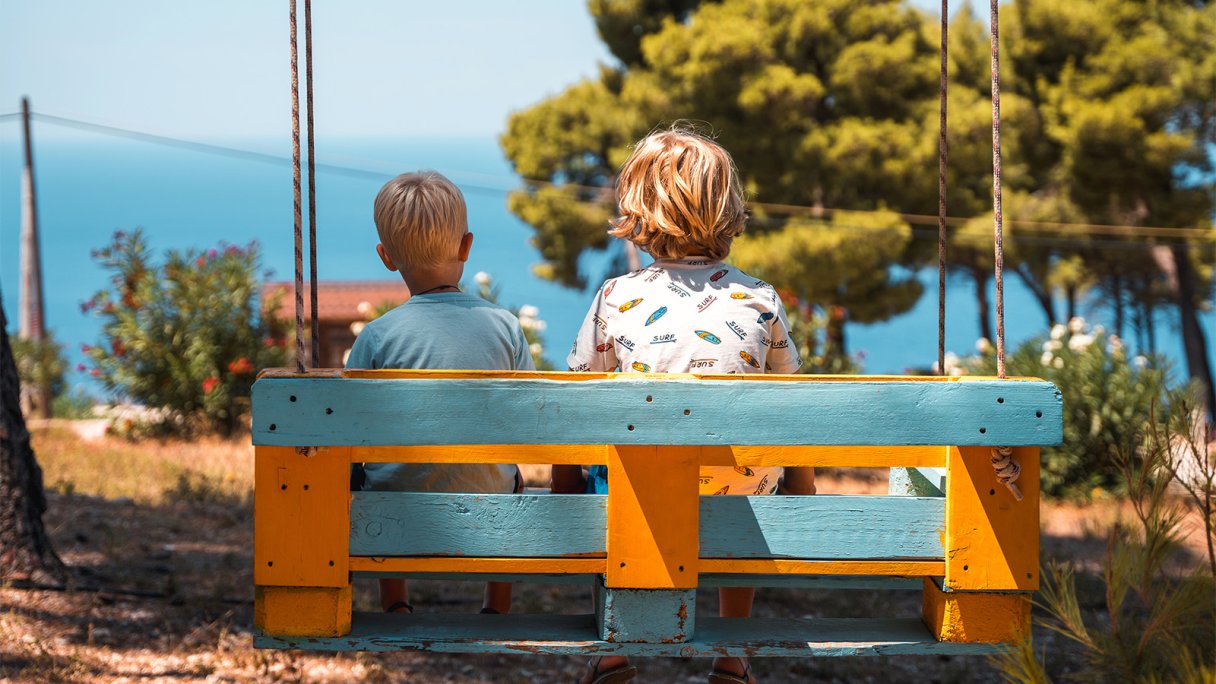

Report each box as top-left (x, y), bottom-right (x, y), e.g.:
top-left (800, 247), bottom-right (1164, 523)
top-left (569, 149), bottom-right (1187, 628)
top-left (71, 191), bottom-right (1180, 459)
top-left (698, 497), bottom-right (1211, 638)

top-left (1050, 324), bottom-right (1067, 340)
top-left (474, 272), bottom-right (491, 286)
top-left (518, 304), bottom-right (539, 319)
top-left (1108, 335), bottom-right (1124, 355)
top-left (356, 301), bottom-right (373, 317)
top-left (1134, 355), bottom-right (1149, 370)
top-left (1053, 357), bottom-right (1065, 369)
top-left (529, 343), bottom-right (543, 356)
top-left (1068, 316), bottom-right (1086, 334)
top-left (1092, 324), bottom-right (1105, 335)
top-left (1042, 340), bottom-right (1062, 352)
top-left (1068, 334), bottom-right (1094, 352)
top-left (350, 321), bottom-right (366, 335)
top-left (531, 319), bottom-right (547, 332)
top-left (976, 338), bottom-right (992, 354)
top-left (1041, 351), bottom-right (1055, 367)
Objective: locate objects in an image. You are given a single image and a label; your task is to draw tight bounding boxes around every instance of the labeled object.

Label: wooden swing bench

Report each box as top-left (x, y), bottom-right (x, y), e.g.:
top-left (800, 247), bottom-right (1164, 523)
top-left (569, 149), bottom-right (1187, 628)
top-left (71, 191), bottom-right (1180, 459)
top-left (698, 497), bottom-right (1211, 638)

top-left (251, 369), bottom-right (1061, 656)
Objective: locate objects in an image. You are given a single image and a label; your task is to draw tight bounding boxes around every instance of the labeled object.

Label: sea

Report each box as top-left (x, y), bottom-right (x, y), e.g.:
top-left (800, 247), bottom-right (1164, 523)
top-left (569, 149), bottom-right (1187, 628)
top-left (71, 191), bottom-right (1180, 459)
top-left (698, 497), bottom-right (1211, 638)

top-left (1, 132), bottom-right (1212, 397)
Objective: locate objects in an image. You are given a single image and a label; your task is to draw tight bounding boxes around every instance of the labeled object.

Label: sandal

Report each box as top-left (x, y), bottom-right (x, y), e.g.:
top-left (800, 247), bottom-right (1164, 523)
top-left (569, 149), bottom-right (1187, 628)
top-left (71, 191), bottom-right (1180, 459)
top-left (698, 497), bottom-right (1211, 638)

top-left (577, 656), bottom-right (637, 684)
top-left (385, 601), bottom-right (413, 614)
top-left (708, 660), bottom-right (755, 684)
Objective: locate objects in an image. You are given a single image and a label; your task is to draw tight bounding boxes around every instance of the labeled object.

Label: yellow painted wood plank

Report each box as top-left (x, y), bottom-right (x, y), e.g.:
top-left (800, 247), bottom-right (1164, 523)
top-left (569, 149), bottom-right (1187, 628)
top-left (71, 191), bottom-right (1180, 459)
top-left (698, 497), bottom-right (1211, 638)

top-left (606, 445), bottom-right (700, 589)
top-left (349, 557), bottom-right (606, 574)
top-left (944, 446), bottom-right (1040, 591)
top-left (354, 445), bottom-right (610, 465)
top-left (254, 586), bottom-right (352, 637)
top-left (254, 446), bottom-right (351, 587)
top-left (352, 445), bottom-right (944, 467)
top-left (921, 579), bottom-right (1030, 643)
top-left (697, 559), bottom-right (945, 576)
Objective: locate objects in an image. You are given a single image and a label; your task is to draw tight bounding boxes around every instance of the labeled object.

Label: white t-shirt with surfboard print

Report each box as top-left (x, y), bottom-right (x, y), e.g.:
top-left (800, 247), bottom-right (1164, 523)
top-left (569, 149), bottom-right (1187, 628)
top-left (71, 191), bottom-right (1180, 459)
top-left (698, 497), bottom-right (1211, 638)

top-left (567, 257), bottom-right (802, 496)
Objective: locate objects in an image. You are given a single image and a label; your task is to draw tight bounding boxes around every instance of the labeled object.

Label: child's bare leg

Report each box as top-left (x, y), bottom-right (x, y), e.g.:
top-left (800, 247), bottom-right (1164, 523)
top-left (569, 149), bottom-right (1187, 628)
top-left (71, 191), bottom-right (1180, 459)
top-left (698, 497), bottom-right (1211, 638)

top-left (713, 587), bottom-right (756, 681)
top-left (379, 579), bottom-right (411, 612)
top-left (483, 581), bottom-right (512, 613)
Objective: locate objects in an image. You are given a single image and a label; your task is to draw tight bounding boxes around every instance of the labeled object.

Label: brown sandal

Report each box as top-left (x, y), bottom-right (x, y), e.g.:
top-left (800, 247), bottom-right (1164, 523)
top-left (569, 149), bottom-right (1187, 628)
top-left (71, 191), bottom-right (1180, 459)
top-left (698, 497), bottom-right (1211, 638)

top-left (708, 660), bottom-right (755, 684)
top-left (578, 656), bottom-right (637, 684)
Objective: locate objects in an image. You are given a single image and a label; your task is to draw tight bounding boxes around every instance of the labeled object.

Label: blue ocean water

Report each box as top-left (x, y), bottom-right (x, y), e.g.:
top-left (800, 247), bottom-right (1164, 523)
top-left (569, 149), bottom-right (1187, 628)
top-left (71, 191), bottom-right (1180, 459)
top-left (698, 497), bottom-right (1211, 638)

top-left (0, 132), bottom-right (1212, 396)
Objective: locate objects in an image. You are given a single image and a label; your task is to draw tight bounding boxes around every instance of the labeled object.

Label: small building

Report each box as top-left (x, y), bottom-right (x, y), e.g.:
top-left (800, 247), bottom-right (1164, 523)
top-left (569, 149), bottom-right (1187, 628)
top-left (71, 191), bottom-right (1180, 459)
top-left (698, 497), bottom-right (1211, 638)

top-left (263, 280), bottom-right (409, 367)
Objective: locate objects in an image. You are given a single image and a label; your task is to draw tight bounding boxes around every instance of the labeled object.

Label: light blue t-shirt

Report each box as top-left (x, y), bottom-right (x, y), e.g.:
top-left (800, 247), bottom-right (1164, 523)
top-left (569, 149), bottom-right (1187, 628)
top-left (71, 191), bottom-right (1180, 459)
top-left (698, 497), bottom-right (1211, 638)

top-left (347, 290), bottom-right (534, 493)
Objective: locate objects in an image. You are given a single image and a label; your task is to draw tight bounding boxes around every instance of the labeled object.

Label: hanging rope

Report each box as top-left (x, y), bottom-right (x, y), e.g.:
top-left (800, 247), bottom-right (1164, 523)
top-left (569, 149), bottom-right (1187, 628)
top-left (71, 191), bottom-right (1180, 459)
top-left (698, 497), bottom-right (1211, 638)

top-left (990, 0), bottom-right (1006, 379)
top-left (304, 0), bottom-right (319, 368)
top-left (990, 446), bottom-right (1024, 500)
top-left (937, 0), bottom-right (948, 376)
top-left (289, 0), bottom-right (305, 373)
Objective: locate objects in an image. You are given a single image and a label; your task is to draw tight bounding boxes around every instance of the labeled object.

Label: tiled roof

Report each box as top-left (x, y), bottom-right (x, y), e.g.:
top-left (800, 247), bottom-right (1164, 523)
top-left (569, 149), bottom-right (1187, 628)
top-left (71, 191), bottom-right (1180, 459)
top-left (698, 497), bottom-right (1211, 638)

top-left (263, 280), bottom-right (409, 323)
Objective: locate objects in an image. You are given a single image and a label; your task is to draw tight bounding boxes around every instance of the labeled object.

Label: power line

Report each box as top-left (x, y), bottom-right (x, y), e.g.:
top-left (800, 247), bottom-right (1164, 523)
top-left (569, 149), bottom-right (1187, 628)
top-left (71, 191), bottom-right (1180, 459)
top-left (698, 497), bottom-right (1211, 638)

top-left (9, 110), bottom-right (1214, 242)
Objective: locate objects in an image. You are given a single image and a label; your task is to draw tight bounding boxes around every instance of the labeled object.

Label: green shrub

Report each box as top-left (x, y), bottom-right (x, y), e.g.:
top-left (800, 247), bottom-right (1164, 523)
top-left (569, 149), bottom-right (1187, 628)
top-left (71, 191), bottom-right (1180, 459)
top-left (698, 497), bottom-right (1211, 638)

top-left (82, 229), bottom-right (287, 436)
top-left (967, 318), bottom-right (1170, 498)
top-left (11, 332), bottom-right (68, 402)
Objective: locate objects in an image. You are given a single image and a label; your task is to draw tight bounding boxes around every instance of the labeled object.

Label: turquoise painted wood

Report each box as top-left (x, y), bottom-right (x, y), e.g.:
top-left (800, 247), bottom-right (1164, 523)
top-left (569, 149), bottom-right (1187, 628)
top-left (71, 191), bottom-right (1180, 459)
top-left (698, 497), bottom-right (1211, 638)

top-left (351, 571), bottom-right (923, 590)
top-left (597, 585), bottom-right (696, 643)
top-left (888, 467), bottom-right (947, 497)
top-left (254, 613), bottom-right (1006, 656)
top-left (350, 492), bottom-right (605, 557)
top-left (348, 493), bottom-right (944, 560)
top-left (253, 377), bottom-right (1062, 447)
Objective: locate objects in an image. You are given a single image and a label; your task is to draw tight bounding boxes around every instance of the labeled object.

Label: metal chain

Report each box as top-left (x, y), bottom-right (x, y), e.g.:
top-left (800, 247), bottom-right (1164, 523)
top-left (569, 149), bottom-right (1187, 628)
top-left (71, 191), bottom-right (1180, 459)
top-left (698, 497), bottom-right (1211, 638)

top-left (990, 0), bottom-right (1006, 379)
top-left (304, 0), bottom-right (319, 368)
top-left (289, 0), bottom-right (305, 373)
top-left (937, 0), bottom-right (948, 376)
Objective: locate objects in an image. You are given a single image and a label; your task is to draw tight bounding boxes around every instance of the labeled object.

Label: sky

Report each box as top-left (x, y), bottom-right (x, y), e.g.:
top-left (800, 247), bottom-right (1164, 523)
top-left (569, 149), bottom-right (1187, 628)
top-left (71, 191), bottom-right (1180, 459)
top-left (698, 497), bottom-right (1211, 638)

top-left (0, 0), bottom-right (974, 141)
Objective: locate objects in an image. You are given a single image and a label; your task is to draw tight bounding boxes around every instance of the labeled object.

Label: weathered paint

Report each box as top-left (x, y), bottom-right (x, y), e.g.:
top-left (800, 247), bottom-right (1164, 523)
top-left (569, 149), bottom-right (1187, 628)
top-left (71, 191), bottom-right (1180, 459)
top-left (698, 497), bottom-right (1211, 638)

top-left (349, 571), bottom-right (923, 590)
top-left (252, 376), bottom-right (1063, 447)
top-left (255, 586), bottom-right (352, 637)
top-left (944, 447), bottom-right (1040, 591)
top-left (348, 556), bottom-right (607, 574)
top-left (349, 492), bottom-right (607, 557)
top-left (698, 559), bottom-right (945, 576)
top-left (597, 584), bottom-right (696, 643)
top-left (353, 444), bottom-right (610, 465)
top-left (888, 465), bottom-right (948, 497)
top-left (699, 495), bottom-right (943, 559)
top-left (347, 493), bottom-right (943, 561)
top-left (254, 612), bottom-right (1008, 656)
top-left (922, 578), bottom-right (1031, 643)
top-left (606, 445), bottom-right (700, 588)
top-left (253, 446), bottom-right (350, 587)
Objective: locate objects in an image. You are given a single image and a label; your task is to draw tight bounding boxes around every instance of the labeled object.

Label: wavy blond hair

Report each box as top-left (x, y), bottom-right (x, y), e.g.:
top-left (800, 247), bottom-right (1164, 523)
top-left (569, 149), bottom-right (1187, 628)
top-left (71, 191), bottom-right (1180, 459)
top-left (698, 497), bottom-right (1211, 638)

top-left (373, 171), bottom-right (468, 270)
top-left (609, 128), bottom-right (747, 260)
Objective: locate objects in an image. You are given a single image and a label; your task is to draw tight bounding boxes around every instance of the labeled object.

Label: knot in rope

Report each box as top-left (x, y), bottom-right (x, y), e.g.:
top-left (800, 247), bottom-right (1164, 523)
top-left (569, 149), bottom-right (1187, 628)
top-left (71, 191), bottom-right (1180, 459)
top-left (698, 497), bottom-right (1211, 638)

top-left (989, 446), bottom-right (1023, 501)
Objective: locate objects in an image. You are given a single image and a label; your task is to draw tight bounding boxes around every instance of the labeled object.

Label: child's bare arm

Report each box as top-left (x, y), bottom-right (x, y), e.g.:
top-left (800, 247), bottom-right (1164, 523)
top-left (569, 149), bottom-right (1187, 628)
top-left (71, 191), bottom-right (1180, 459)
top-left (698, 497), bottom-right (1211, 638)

top-left (779, 466), bottom-right (816, 495)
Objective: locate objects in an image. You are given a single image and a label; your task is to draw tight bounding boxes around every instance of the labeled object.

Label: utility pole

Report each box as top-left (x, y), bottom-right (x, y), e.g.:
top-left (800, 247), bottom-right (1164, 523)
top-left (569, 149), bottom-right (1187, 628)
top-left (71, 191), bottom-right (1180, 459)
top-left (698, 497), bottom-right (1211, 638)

top-left (18, 97), bottom-right (51, 419)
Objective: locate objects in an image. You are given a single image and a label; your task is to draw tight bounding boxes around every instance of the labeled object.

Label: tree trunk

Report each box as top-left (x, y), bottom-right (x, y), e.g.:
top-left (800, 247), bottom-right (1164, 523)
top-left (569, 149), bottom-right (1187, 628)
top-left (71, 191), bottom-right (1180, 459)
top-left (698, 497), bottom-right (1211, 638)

top-left (1013, 264), bottom-right (1056, 327)
top-left (0, 293), bottom-right (65, 584)
top-left (1112, 274), bottom-right (1124, 340)
top-left (1065, 285), bottom-right (1077, 324)
top-left (971, 265), bottom-right (993, 344)
top-left (825, 305), bottom-right (848, 367)
top-left (1171, 244), bottom-right (1216, 425)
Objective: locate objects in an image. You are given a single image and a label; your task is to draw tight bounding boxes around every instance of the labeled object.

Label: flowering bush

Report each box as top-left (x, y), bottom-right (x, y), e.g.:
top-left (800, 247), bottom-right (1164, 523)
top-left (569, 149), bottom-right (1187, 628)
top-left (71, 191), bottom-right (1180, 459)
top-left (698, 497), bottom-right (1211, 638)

top-left (11, 332), bottom-right (68, 412)
top-left (966, 317), bottom-right (1171, 498)
top-left (779, 292), bottom-right (860, 374)
top-left (82, 230), bottom-right (287, 436)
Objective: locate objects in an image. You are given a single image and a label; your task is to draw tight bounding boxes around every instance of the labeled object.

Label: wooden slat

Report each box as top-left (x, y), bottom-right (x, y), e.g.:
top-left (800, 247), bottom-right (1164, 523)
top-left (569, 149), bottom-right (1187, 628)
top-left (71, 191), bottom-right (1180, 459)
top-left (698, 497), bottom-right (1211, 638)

top-left (350, 492), bottom-right (606, 557)
top-left (698, 559), bottom-right (945, 576)
top-left (347, 571), bottom-right (923, 590)
top-left (254, 446), bottom-right (350, 587)
top-left (889, 466), bottom-right (947, 497)
top-left (253, 376), bottom-right (1062, 447)
top-left (350, 444), bottom-right (945, 467)
top-left (348, 557), bottom-right (606, 574)
top-left (254, 612), bottom-right (1007, 655)
top-left (699, 495), bottom-right (943, 559)
top-left (348, 493), bottom-right (944, 561)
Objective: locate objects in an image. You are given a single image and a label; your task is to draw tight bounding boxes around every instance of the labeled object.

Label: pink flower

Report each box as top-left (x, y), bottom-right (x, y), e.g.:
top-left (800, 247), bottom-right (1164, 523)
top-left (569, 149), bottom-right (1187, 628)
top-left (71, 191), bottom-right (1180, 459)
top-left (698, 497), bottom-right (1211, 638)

top-left (81, 343), bottom-right (92, 353)
top-left (90, 368), bottom-right (101, 377)
top-left (76, 363), bottom-right (87, 372)
top-left (202, 376), bottom-right (220, 393)
top-left (196, 257), bottom-right (206, 268)
top-left (208, 249), bottom-right (218, 258)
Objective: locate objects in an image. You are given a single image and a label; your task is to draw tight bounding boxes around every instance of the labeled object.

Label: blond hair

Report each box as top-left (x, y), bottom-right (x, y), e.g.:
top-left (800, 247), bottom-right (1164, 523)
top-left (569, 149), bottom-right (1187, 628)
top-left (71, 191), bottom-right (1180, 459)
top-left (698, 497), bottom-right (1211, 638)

top-left (373, 171), bottom-right (468, 270)
top-left (609, 128), bottom-right (747, 260)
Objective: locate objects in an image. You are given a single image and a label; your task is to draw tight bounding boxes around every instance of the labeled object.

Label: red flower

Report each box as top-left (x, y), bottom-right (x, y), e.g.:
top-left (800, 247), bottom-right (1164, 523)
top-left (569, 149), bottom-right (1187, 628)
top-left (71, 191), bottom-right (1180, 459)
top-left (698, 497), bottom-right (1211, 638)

top-left (227, 357), bottom-right (254, 375)
top-left (202, 376), bottom-right (220, 393)
top-left (90, 368), bottom-right (101, 377)
top-left (196, 256), bottom-right (206, 268)
top-left (111, 339), bottom-right (126, 357)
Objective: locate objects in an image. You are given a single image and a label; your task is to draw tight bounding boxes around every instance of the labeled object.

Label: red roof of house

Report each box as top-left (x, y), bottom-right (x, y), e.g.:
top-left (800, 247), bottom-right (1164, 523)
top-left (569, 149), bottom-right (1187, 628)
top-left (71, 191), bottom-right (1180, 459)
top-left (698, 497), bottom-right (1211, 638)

top-left (263, 280), bottom-right (409, 323)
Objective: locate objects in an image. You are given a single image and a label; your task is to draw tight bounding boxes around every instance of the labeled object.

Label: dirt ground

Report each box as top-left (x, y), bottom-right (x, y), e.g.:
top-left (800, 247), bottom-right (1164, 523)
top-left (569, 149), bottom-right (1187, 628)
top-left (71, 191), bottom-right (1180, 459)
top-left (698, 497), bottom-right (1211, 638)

top-left (0, 431), bottom-right (1207, 683)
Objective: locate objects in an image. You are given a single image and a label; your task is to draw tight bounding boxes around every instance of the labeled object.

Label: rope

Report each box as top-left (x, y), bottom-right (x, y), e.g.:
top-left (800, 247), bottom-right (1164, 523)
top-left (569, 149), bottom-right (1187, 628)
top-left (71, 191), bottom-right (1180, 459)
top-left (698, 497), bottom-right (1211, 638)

top-left (937, 0), bottom-right (948, 376)
top-left (304, 0), bottom-right (319, 368)
top-left (289, 0), bottom-right (305, 373)
top-left (990, 0), bottom-right (1006, 380)
top-left (990, 446), bottom-right (1024, 500)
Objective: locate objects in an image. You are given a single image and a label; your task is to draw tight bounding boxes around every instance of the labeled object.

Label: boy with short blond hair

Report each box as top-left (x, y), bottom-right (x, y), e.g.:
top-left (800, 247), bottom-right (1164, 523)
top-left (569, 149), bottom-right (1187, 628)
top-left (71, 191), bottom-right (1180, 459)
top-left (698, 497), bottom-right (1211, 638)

top-left (350, 171), bottom-right (532, 615)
